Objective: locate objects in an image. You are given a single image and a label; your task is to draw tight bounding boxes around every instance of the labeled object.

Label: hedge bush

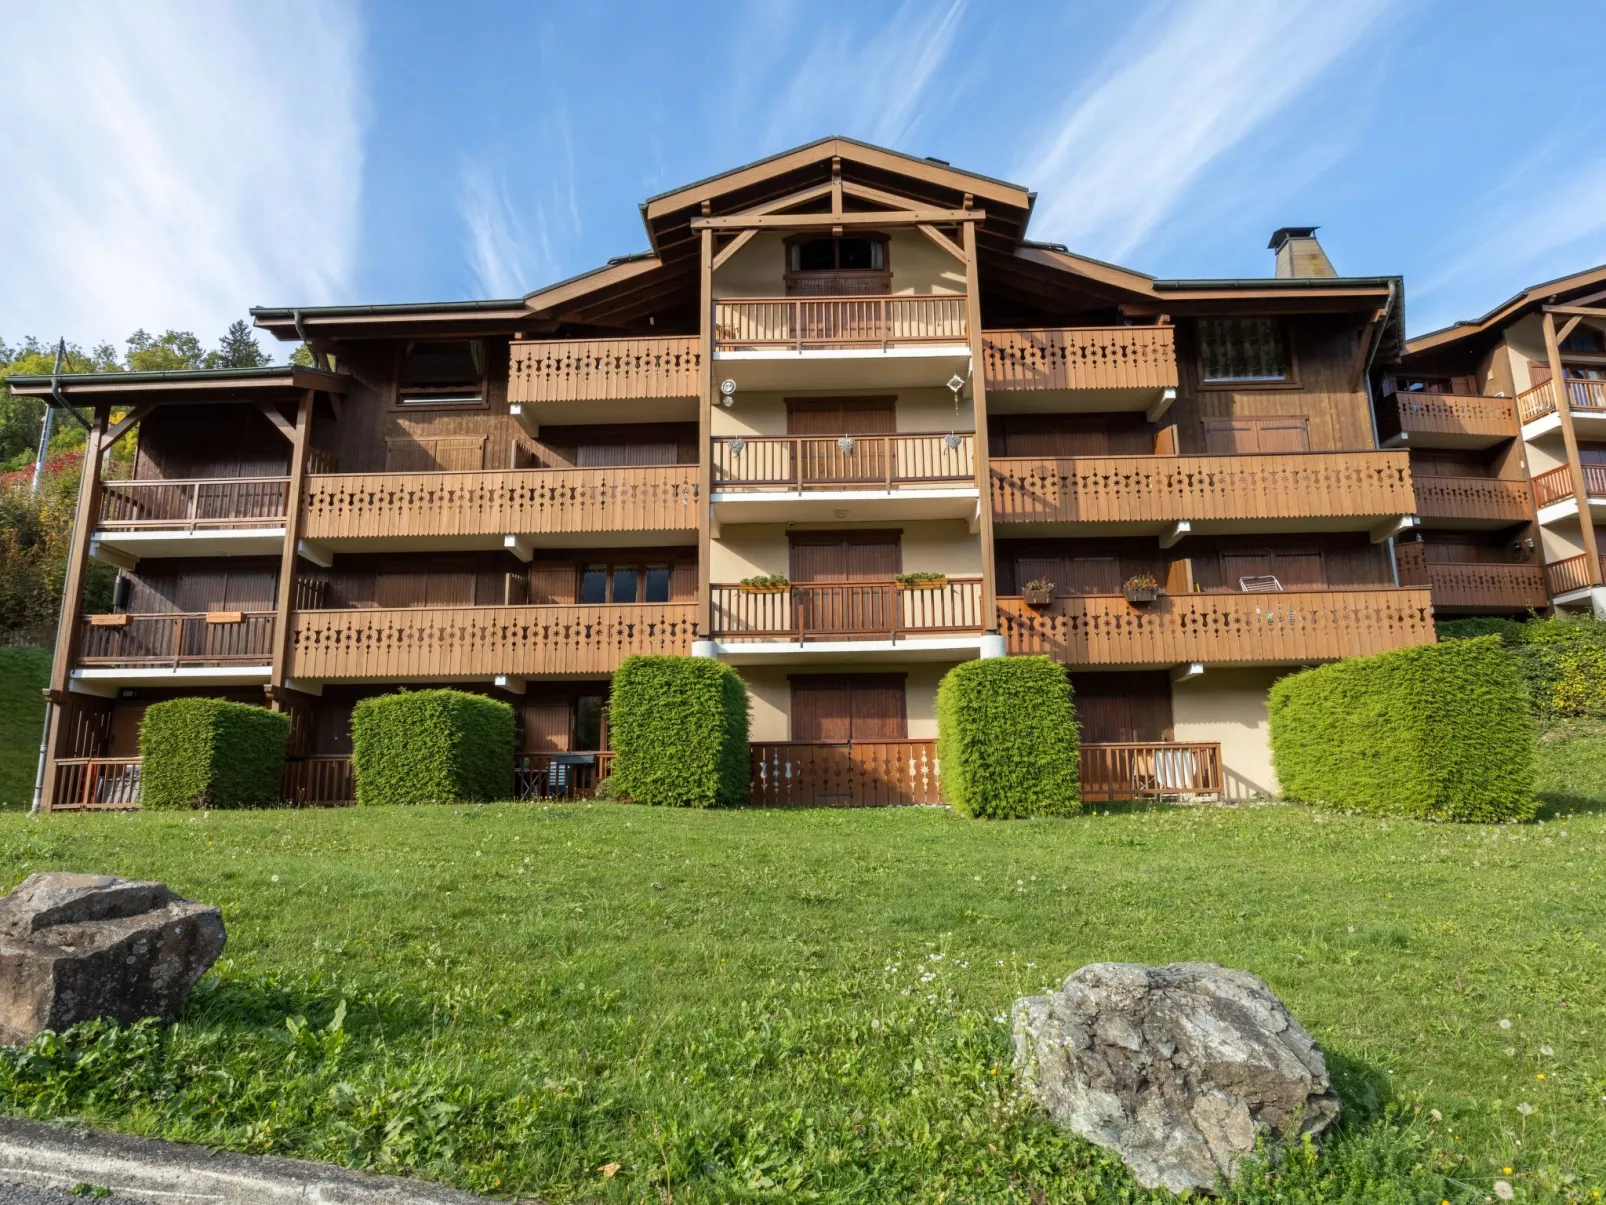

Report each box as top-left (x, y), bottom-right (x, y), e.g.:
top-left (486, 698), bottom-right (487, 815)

top-left (608, 656), bottom-right (749, 807)
top-left (1269, 636), bottom-right (1536, 822)
top-left (139, 698), bottom-right (289, 810)
top-left (936, 656), bottom-right (1079, 819)
top-left (1439, 614), bottom-right (1606, 720)
top-left (350, 689), bottom-right (514, 806)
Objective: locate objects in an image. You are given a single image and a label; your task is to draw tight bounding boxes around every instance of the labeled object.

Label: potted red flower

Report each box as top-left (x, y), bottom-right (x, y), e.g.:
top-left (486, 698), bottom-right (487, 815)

top-left (1123, 572), bottom-right (1161, 605)
top-left (1022, 577), bottom-right (1055, 607)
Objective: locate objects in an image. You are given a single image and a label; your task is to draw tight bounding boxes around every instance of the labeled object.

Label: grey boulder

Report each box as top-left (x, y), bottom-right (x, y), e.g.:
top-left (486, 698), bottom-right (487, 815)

top-left (1012, 962), bottom-right (1339, 1195)
top-left (0, 873), bottom-right (225, 1046)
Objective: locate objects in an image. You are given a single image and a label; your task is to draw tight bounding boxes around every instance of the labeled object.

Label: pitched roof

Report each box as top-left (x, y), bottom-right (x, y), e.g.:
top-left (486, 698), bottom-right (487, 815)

top-left (1405, 261), bottom-right (1606, 355)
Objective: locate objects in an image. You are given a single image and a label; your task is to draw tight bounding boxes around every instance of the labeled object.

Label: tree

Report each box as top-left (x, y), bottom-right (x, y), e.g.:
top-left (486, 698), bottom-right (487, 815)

top-left (0, 338), bottom-right (118, 472)
top-left (125, 329), bottom-right (206, 372)
top-left (207, 319), bottom-right (271, 369)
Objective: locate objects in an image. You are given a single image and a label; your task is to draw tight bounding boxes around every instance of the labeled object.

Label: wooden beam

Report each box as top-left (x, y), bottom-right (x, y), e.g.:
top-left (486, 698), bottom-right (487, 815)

top-left (100, 404), bottom-right (156, 452)
top-left (269, 391), bottom-right (315, 702)
top-left (711, 228), bottom-right (759, 273)
top-left (1543, 311), bottom-right (1603, 588)
top-left (692, 208), bottom-right (984, 232)
top-left (696, 227), bottom-right (714, 640)
top-left (728, 180), bottom-right (834, 220)
top-left (1567, 286), bottom-right (1606, 307)
top-left (257, 400), bottom-right (296, 443)
top-left (962, 220), bottom-right (998, 635)
top-left (1555, 315), bottom-right (1584, 347)
top-left (916, 223), bottom-right (965, 263)
top-left (1543, 304), bottom-right (1606, 319)
top-left (830, 156), bottom-right (843, 217)
top-left (48, 405), bottom-right (108, 699)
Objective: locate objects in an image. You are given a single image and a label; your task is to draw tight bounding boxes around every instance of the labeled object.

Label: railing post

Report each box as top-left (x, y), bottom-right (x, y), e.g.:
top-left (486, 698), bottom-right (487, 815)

top-left (1544, 312), bottom-right (1604, 586)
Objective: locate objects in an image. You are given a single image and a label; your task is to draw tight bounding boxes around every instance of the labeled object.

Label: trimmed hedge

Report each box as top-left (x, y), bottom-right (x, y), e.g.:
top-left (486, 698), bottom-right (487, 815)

top-left (608, 655), bottom-right (749, 807)
top-left (140, 698), bottom-right (289, 810)
top-left (936, 656), bottom-right (1079, 819)
top-left (1269, 636), bottom-right (1536, 822)
top-left (1439, 614), bottom-right (1606, 720)
top-left (351, 689), bottom-right (515, 806)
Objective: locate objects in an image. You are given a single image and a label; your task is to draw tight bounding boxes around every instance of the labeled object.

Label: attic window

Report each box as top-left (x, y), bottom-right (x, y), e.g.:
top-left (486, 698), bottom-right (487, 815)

top-left (1198, 318), bottom-right (1292, 384)
top-left (784, 233), bottom-right (890, 296)
top-left (1561, 325), bottom-right (1606, 355)
top-left (398, 340), bottom-right (485, 405)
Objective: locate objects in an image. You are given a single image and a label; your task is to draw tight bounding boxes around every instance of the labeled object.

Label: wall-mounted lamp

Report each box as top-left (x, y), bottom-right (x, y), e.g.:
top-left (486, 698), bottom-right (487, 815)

top-left (719, 378), bottom-right (737, 408)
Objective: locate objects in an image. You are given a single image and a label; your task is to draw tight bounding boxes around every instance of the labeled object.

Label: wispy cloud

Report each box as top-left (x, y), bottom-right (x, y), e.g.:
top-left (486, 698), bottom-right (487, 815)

top-left (1014, 0), bottom-right (1391, 262)
top-left (0, 1), bottom-right (366, 352)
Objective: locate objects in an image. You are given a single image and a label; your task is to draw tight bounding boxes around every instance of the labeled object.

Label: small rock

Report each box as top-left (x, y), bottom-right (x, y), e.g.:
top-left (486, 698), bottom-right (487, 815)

top-left (1012, 962), bottom-right (1339, 1195)
top-left (0, 873), bottom-right (225, 1046)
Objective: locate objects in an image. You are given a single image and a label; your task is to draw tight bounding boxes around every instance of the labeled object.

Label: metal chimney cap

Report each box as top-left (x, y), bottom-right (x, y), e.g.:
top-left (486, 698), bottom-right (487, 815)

top-left (1268, 226), bottom-right (1320, 251)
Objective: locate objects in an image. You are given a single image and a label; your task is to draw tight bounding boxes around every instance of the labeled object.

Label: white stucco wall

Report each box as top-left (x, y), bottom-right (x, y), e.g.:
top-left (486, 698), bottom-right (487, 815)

top-left (1172, 667), bottom-right (1293, 801)
top-left (737, 660), bottom-right (951, 741)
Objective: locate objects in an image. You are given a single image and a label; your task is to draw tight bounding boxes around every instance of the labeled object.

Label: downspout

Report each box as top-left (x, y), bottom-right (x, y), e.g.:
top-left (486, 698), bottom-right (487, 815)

top-left (30, 350), bottom-right (71, 815)
top-left (1363, 279), bottom-right (1404, 587)
top-left (292, 310), bottom-right (325, 370)
top-left (30, 340), bottom-right (66, 494)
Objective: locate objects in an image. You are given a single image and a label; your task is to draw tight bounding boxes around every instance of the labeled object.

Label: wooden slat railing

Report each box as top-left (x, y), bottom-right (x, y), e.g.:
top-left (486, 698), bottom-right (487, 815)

top-left (77, 613), bottom-right (275, 666)
top-left (711, 579), bottom-right (985, 641)
top-left (49, 758), bottom-right (143, 811)
top-left (1511, 377), bottom-right (1604, 424)
top-left (1517, 380), bottom-right (1557, 424)
top-left (1080, 743), bottom-right (1222, 801)
top-left (714, 296), bottom-right (967, 349)
top-left (1394, 541), bottom-right (1547, 611)
top-left (508, 336), bottom-right (700, 404)
top-left (1567, 377), bottom-right (1606, 414)
top-left (1378, 392), bottom-right (1517, 443)
top-left (1544, 554), bottom-right (1601, 597)
top-left (997, 589), bottom-right (1434, 666)
top-left (302, 466), bottom-right (699, 541)
top-left (289, 604), bottom-right (697, 679)
top-left (516, 751), bottom-right (615, 801)
top-left (1412, 474), bottom-right (1533, 522)
top-left (991, 452), bottom-right (1413, 525)
top-left (748, 740), bottom-right (942, 806)
top-left (98, 478), bottom-right (290, 529)
top-left (981, 327), bottom-right (1178, 393)
top-left (279, 756), bottom-right (355, 806)
top-left (711, 434), bottom-right (974, 490)
top-left (1529, 465), bottom-right (1605, 508)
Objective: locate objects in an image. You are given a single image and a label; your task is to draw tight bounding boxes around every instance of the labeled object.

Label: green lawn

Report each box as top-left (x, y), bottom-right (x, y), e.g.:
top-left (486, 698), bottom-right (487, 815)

top-left (0, 791), bottom-right (1601, 1203)
top-left (0, 647), bottom-right (49, 809)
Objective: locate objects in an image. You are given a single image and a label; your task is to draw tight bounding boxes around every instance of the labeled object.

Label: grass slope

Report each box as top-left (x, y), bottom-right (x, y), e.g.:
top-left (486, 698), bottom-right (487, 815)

top-left (0, 800), bottom-right (1600, 1203)
top-left (0, 647), bottom-right (49, 810)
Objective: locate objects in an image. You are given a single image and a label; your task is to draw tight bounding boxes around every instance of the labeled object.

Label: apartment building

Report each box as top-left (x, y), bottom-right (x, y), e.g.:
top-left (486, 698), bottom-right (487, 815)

top-left (1393, 265), bottom-right (1606, 617)
top-left (17, 138), bottom-right (1437, 811)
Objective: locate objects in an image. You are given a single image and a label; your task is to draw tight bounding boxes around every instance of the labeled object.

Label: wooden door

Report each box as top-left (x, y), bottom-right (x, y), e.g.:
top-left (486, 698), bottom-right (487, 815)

top-left (788, 397), bottom-right (896, 483)
top-left (790, 531), bottom-right (900, 635)
top-left (522, 702), bottom-right (571, 752)
top-left (1071, 673), bottom-right (1174, 743)
top-left (107, 702), bottom-right (147, 757)
top-left (790, 674), bottom-right (908, 741)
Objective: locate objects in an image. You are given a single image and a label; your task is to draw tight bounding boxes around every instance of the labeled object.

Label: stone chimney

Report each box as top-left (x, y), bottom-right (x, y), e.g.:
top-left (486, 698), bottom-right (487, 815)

top-left (1268, 227), bottom-right (1336, 278)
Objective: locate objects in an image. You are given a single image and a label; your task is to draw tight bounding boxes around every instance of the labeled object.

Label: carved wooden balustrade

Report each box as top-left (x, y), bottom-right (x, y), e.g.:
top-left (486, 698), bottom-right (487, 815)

top-left (748, 740), bottom-right (942, 806)
top-left (711, 433), bottom-right (975, 490)
top-left (301, 466), bottom-right (699, 541)
top-left (1395, 542), bottom-right (1547, 611)
top-left (77, 612), bottom-right (275, 666)
top-left (289, 604), bottom-right (698, 679)
top-left (98, 478), bottom-right (290, 529)
top-left (507, 336), bottom-right (700, 404)
top-left (714, 296), bottom-right (967, 349)
top-left (997, 589), bottom-right (1434, 666)
top-left (991, 452), bottom-right (1413, 525)
top-left (1412, 475), bottom-right (1533, 523)
top-left (981, 326), bottom-right (1178, 393)
top-left (712, 579), bottom-right (985, 641)
top-left (1377, 392), bottom-right (1517, 444)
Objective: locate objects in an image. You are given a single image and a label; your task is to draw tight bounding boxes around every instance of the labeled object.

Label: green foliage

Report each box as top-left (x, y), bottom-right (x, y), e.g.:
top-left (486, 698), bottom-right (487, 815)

top-left (893, 572), bottom-right (945, 586)
top-left (936, 656), bottom-right (1079, 819)
top-left (737, 574), bottom-right (788, 588)
top-left (608, 655), bottom-right (749, 807)
top-left (1269, 637), bottom-right (1536, 822)
top-left (0, 646), bottom-right (50, 810)
top-left (1439, 613), bottom-right (1606, 719)
top-left (350, 690), bottom-right (514, 806)
top-left (0, 454), bottom-right (115, 643)
top-left (139, 698), bottom-right (289, 810)
top-left (209, 320), bottom-right (272, 369)
top-left (124, 329), bottom-right (206, 372)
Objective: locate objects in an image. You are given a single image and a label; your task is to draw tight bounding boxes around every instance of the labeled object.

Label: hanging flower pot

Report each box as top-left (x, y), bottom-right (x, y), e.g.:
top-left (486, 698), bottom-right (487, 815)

top-left (1123, 573), bottom-right (1161, 606)
top-left (1022, 578), bottom-right (1055, 607)
top-left (895, 572), bottom-right (948, 591)
top-left (739, 575), bottom-right (790, 594)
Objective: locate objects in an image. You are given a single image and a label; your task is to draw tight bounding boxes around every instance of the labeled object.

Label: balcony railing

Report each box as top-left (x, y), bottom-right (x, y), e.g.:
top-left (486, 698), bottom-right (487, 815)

top-left (78, 612), bottom-right (275, 667)
top-left (1534, 464), bottom-right (1606, 509)
top-left (997, 589), bottom-right (1434, 666)
top-left (1412, 474), bottom-right (1533, 523)
top-left (1517, 377), bottom-right (1606, 424)
top-left (981, 326), bottom-right (1178, 394)
top-left (50, 758), bottom-right (143, 811)
top-left (289, 604), bottom-right (697, 680)
top-left (711, 579), bottom-right (985, 641)
top-left (1378, 392), bottom-right (1517, 444)
top-left (749, 739), bottom-right (942, 806)
top-left (711, 434), bottom-right (974, 491)
top-left (1544, 554), bottom-right (1604, 597)
top-left (516, 751), bottom-right (616, 801)
top-left (990, 452), bottom-right (1413, 526)
top-left (1080, 742), bottom-right (1223, 801)
top-left (301, 466), bottom-right (699, 541)
top-left (714, 296), bottom-right (967, 350)
top-left (507, 336), bottom-right (700, 405)
top-left (98, 478), bottom-right (290, 530)
top-left (279, 756), bottom-right (356, 806)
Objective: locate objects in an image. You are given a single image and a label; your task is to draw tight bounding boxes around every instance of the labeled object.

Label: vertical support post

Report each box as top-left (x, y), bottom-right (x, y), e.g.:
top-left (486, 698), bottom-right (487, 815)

top-left (696, 224), bottom-right (715, 640)
top-left (1543, 312), bottom-right (1602, 585)
top-left (961, 218), bottom-right (999, 634)
top-left (270, 391), bottom-right (315, 703)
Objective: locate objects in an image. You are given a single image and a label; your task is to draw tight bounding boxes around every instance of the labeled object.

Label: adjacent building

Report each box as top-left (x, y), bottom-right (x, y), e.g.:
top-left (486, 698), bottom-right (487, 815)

top-left (16, 138), bottom-right (1443, 812)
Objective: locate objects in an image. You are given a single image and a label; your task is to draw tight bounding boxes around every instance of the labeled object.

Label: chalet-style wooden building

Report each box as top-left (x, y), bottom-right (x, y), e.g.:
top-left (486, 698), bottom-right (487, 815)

top-left (18, 138), bottom-right (1455, 810)
top-left (1392, 265), bottom-right (1606, 616)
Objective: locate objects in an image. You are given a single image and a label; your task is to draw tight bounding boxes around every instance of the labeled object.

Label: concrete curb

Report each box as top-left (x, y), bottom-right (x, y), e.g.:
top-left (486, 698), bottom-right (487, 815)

top-left (0, 1116), bottom-right (497, 1204)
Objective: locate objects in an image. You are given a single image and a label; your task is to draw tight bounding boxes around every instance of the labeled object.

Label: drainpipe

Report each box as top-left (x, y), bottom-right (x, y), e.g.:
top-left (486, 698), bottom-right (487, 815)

top-left (29, 341), bottom-right (66, 494)
top-left (29, 346), bottom-right (72, 814)
top-left (1362, 280), bottom-right (1404, 588)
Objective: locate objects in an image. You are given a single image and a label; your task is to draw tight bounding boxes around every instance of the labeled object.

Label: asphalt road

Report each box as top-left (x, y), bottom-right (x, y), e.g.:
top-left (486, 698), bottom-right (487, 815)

top-left (0, 1185), bottom-right (139, 1205)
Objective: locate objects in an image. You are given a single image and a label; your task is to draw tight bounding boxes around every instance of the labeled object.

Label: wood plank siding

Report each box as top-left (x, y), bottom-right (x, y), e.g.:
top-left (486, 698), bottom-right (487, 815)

top-left (507, 337), bottom-right (700, 404)
top-left (980, 327), bottom-right (1178, 394)
top-left (1412, 475), bottom-right (1534, 523)
top-left (1376, 392), bottom-right (1517, 445)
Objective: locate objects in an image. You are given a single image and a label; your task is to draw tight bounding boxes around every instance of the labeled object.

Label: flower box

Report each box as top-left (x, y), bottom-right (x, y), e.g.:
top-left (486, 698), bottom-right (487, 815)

top-left (1124, 587), bottom-right (1159, 605)
top-left (738, 582), bottom-right (790, 594)
top-left (895, 575), bottom-right (948, 591)
top-left (1022, 585), bottom-right (1055, 607)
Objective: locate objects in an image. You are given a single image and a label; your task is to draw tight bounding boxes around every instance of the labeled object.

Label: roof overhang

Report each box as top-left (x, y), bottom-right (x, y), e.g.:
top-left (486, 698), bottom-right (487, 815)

top-left (1405, 262), bottom-right (1606, 358)
top-left (6, 366), bottom-right (351, 405)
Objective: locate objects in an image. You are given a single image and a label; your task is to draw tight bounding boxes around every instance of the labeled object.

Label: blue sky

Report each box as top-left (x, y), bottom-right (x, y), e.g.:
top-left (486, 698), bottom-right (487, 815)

top-left (3, 0), bottom-right (1604, 356)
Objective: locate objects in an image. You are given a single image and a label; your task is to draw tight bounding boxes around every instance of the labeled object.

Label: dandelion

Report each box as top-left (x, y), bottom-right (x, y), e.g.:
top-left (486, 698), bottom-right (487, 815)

top-left (1536, 1073), bottom-right (1546, 1080)
top-left (1540, 1045), bottom-right (1553, 1056)
top-left (993, 1013), bottom-right (1007, 1024)
top-left (1517, 1103), bottom-right (1534, 1116)
top-left (1499, 1018), bottom-right (1512, 1029)
top-left (1494, 1180), bottom-right (1515, 1201)
top-left (1503, 1167), bottom-right (1514, 1175)
top-left (1505, 1047), bottom-right (1517, 1057)
top-left (1429, 1109), bottom-right (1443, 1122)
top-left (270, 874), bottom-right (280, 883)
top-left (870, 1018), bottom-right (882, 1031)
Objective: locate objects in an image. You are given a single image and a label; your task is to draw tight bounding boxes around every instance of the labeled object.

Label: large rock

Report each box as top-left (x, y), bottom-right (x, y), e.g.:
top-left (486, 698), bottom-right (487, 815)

top-left (1012, 962), bottom-right (1339, 1195)
top-left (0, 873), bottom-right (225, 1046)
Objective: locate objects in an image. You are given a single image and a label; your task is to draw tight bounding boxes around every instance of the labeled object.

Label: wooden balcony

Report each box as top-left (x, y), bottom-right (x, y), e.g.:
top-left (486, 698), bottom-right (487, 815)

top-left (997, 588), bottom-right (1434, 667)
top-left (990, 452), bottom-right (1413, 529)
top-left (1517, 377), bottom-right (1606, 425)
top-left (1377, 392), bottom-right (1516, 449)
top-left (1412, 474), bottom-right (1533, 526)
top-left (288, 603), bottom-right (697, 680)
top-left (49, 758), bottom-right (143, 811)
top-left (300, 466), bottom-right (699, 543)
top-left (1533, 464), bottom-right (1606, 510)
top-left (711, 579), bottom-right (985, 642)
top-left (749, 740), bottom-right (942, 806)
top-left (77, 612), bottom-right (275, 667)
top-left (507, 336), bottom-right (700, 406)
top-left (981, 326), bottom-right (1178, 399)
top-left (1544, 554), bottom-right (1605, 597)
top-left (711, 434), bottom-right (975, 491)
top-left (98, 478), bottom-right (289, 530)
top-left (517, 751), bottom-right (616, 801)
top-left (1080, 742), bottom-right (1223, 801)
top-left (714, 296), bottom-right (966, 350)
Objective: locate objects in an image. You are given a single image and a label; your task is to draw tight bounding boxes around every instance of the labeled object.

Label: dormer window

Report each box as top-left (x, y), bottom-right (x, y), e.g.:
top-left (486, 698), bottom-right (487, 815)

top-left (398, 340), bottom-right (485, 406)
top-left (1561, 324), bottom-right (1605, 355)
top-left (784, 232), bottom-right (890, 296)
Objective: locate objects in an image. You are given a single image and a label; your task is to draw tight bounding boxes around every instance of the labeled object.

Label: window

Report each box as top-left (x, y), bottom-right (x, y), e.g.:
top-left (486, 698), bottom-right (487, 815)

top-left (573, 695), bottom-right (605, 750)
top-left (1393, 375), bottom-right (1454, 395)
top-left (783, 233), bottom-right (891, 296)
top-left (398, 340), bottom-right (485, 406)
top-left (580, 562), bottom-right (672, 603)
top-left (1560, 325), bottom-right (1606, 355)
top-left (1198, 319), bottom-right (1292, 384)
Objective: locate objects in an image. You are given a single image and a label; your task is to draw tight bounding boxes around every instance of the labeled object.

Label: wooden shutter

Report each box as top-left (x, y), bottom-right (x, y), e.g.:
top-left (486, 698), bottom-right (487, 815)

top-left (576, 442), bottom-right (677, 467)
top-left (425, 572), bottom-right (475, 606)
top-left (1220, 552), bottom-right (1273, 589)
top-left (844, 536), bottom-right (900, 581)
top-left (671, 561), bottom-right (697, 601)
top-left (1203, 418), bottom-right (1258, 453)
top-left (786, 397), bottom-right (896, 435)
top-left (1016, 555), bottom-right (1070, 593)
top-left (529, 563), bottom-right (577, 604)
top-left (790, 673), bottom-right (906, 741)
top-left (1528, 360), bottom-right (1552, 387)
top-left (1256, 417), bottom-right (1310, 452)
top-left (849, 675), bottom-right (908, 739)
top-left (223, 569), bottom-right (278, 610)
top-left (1071, 673), bottom-right (1174, 743)
top-left (106, 702), bottom-right (148, 757)
top-left (522, 702), bottom-right (572, 753)
top-left (1269, 550), bottom-right (1325, 589)
top-left (789, 538), bottom-right (847, 583)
